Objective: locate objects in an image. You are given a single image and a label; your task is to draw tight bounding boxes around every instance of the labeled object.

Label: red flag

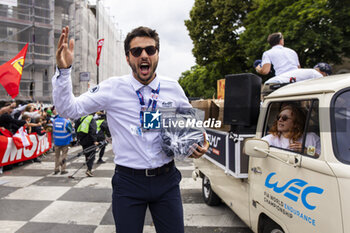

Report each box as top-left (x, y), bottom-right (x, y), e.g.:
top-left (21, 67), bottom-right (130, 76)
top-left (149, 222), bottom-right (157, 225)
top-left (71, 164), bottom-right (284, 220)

top-left (0, 43), bottom-right (28, 98)
top-left (13, 126), bottom-right (33, 150)
top-left (96, 39), bottom-right (104, 66)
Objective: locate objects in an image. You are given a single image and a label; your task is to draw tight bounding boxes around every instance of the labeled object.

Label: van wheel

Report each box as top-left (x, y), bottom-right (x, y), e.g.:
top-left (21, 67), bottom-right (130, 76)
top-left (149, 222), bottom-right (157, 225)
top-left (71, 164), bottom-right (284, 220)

top-left (263, 221), bottom-right (284, 233)
top-left (202, 175), bottom-right (221, 206)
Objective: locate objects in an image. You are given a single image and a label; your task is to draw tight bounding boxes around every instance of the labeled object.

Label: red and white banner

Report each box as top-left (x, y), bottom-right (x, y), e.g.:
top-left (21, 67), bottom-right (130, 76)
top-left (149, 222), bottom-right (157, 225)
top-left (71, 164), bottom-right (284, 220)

top-left (96, 39), bottom-right (104, 66)
top-left (0, 132), bottom-right (52, 167)
top-left (13, 126), bottom-right (33, 149)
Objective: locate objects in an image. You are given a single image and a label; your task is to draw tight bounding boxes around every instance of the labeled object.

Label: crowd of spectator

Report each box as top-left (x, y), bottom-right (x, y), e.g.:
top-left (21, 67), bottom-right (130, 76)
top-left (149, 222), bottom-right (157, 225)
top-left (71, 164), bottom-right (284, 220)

top-left (0, 100), bottom-right (106, 175)
top-left (0, 101), bottom-right (53, 136)
top-left (0, 101), bottom-right (59, 173)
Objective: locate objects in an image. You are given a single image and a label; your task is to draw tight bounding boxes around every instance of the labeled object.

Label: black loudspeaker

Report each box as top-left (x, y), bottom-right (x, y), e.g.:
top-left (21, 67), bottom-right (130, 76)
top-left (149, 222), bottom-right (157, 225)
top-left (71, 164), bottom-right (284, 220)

top-left (224, 73), bottom-right (261, 126)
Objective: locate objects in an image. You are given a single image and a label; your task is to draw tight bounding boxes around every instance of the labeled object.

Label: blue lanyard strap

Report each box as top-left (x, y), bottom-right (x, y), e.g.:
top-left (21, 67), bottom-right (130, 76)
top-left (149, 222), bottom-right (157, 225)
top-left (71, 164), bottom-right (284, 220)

top-left (136, 83), bottom-right (160, 127)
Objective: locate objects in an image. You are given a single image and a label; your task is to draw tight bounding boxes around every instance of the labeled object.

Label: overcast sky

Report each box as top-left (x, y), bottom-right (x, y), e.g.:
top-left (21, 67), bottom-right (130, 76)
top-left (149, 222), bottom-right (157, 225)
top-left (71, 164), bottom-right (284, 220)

top-left (100, 0), bottom-right (196, 80)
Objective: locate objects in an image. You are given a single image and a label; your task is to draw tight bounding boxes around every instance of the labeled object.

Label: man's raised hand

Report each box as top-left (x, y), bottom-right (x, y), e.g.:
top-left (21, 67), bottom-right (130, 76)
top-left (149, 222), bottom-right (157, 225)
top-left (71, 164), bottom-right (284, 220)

top-left (56, 26), bottom-right (74, 69)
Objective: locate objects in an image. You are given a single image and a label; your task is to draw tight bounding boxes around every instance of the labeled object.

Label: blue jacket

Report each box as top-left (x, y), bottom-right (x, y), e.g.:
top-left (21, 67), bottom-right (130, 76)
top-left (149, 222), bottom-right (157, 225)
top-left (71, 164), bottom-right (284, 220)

top-left (53, 116), bottom-right (72, 146)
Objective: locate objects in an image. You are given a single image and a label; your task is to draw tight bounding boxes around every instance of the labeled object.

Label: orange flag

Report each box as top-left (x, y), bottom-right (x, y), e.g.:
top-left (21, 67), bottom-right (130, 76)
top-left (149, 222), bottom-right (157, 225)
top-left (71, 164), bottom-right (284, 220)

top-left (0, 43), bottom-right (28, 98)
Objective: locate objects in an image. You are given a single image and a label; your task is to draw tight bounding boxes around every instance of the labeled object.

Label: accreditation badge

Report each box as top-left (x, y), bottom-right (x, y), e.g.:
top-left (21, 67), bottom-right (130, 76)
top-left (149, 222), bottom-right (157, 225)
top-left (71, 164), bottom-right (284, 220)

top-left (307, 146), bottom-right (316, 156)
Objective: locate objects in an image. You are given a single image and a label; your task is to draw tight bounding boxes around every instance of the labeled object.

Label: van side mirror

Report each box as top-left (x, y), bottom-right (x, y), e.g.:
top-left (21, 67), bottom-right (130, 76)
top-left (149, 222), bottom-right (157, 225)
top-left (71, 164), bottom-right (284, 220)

top-left (244, 138), bottom-right (269, 158)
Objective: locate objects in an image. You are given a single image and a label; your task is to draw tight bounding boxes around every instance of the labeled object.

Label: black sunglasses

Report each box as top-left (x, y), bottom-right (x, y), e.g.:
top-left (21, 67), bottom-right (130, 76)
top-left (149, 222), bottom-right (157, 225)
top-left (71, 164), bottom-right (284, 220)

top-left (276, 114), bottom-right (291, 121)
top-left (128, 46), bottom-right (157, 57)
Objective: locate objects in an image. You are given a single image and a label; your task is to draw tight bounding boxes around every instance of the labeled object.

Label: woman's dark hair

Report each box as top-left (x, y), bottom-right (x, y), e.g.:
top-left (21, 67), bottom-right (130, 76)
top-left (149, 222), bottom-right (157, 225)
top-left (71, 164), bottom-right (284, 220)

top-left (269, 104), bottom-right (306, 142)
top-left (124, 26), bottom-right (160, 56)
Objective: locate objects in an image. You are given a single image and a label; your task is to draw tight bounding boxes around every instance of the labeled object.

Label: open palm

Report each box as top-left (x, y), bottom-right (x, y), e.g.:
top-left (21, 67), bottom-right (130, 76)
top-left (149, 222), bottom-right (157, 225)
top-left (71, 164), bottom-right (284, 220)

top-left (56, 26), bottom-right (74, 69)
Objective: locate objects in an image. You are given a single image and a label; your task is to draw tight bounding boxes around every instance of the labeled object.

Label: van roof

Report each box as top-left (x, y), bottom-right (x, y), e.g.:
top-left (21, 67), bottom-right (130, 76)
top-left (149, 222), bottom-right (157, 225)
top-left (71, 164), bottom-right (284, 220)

top-left (265, 73), bottom-right (350, 99)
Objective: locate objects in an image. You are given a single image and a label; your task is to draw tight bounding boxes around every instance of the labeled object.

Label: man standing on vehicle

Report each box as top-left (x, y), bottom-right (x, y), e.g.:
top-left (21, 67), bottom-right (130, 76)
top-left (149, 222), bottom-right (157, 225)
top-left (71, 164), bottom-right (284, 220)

top-left (256, 32), bottom-right (301, 76)
top-left (264, 62), bottom-right (332, 84)
top-left (261, 62), bottom-right (332, 96)
top-left (52, 26), bottom-right (209, 233)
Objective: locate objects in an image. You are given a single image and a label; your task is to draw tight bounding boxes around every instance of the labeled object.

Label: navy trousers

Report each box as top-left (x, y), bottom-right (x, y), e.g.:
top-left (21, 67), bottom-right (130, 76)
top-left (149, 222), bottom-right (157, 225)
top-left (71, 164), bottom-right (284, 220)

top-left (111, 165), bottom-right (184, 233)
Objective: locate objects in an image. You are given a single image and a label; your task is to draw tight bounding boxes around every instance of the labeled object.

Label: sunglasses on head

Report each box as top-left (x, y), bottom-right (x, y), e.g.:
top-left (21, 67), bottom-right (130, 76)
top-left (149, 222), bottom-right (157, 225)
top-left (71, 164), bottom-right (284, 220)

top-left (128, 46), bottom-right (157, 57)
top-left (276, 114), bottom-right (291, 121)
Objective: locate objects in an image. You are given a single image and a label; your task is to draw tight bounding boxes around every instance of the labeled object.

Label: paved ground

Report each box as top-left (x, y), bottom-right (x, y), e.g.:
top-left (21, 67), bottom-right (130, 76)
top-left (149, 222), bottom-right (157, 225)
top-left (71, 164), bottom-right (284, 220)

top-left (0, 144), bottom-right (252, 233)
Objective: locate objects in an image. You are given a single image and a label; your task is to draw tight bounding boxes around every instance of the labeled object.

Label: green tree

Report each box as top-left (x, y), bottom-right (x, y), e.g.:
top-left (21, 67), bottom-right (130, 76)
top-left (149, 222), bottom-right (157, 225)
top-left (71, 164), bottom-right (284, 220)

top-left (183, 0), bottom-right (252, 97)
top-left (185, 0), bottom-right (251, 71)
top-left (185, 0), bottom-right (215, 66)
top-left (178, 63), bottom-right (222, 99)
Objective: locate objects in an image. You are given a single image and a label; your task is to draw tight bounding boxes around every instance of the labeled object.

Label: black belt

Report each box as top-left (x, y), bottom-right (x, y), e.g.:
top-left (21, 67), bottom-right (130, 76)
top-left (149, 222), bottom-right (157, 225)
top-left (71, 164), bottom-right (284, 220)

top-left (115, 160), bottom-right (174, 177)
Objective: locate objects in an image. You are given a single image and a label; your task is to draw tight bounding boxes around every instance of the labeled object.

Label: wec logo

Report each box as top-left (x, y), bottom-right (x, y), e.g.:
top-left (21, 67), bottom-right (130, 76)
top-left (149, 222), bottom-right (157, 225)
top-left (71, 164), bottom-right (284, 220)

top-left (265, 172), bottom-right (324, 210)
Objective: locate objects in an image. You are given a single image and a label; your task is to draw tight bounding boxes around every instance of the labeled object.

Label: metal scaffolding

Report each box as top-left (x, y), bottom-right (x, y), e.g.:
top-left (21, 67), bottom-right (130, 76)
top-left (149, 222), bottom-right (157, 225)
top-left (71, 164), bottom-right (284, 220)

top-left (0, 0), bottom-right (56, 101)
top-left (0, 0), bottom-right (129, 102)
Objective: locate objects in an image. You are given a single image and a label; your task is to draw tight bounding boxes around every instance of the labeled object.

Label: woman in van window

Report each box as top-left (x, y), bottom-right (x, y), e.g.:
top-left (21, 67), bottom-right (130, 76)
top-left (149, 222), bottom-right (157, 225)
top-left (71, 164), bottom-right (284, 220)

top-left (262, 104), bottom-right (321, 156)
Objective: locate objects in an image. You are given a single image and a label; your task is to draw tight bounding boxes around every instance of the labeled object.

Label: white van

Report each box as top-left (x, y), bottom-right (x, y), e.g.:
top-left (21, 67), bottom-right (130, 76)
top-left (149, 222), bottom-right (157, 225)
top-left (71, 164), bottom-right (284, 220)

top-left (193, 73), bottom-right (350, 233)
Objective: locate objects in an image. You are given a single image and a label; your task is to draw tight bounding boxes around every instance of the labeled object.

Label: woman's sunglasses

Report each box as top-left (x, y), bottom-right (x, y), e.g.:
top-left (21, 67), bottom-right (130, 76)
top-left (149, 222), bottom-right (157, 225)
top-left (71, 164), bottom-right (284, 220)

top-left (128, 46), bottom-right (157, 57)
top-left (276, 114), bottom-right (291, 121)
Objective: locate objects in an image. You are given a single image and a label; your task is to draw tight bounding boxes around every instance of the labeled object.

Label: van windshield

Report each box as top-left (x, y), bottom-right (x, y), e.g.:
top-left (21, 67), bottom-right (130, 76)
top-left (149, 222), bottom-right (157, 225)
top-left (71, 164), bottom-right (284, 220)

top-left (332, 89), bottom-right (350, 164)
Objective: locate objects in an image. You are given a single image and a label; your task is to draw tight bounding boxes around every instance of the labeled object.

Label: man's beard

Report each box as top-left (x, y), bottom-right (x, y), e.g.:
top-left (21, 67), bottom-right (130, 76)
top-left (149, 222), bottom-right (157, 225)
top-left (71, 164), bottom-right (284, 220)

top-left (130, 62), bottom-right (158, 84)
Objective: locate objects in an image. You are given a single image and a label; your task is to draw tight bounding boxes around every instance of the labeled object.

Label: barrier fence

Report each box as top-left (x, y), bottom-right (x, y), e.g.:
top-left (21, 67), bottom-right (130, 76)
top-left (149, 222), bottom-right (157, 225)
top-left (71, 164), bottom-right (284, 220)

top-left (0, 132), bottom-right (52, 167)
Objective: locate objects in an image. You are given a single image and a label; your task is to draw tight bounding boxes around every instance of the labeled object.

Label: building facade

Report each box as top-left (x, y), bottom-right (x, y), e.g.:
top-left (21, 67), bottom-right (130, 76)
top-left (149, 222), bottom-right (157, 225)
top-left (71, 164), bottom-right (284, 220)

top-left (0, 0), bottom-right (129, 102)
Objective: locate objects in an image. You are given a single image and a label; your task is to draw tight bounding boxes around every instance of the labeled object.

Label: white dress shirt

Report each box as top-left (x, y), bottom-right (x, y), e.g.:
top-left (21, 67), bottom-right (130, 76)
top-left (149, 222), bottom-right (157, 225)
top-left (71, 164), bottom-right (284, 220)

top-left (52, 67), bottom-right (192, 169)
top-left (262, 45), bottom-right (300, 76)
top-left (265, 68), bottom-right (323, 84)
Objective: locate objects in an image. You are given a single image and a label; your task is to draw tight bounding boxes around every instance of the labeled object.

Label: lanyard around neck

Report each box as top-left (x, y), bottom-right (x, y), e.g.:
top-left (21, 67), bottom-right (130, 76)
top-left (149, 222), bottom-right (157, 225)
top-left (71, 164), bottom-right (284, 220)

top-left (135, 83), bottom-right (160, 127)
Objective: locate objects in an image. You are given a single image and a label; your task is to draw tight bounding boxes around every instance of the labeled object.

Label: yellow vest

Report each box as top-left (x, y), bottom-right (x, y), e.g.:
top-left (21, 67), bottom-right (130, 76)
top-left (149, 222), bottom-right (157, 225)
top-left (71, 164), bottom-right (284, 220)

top-left (77, 115), bottom-right (93, 133)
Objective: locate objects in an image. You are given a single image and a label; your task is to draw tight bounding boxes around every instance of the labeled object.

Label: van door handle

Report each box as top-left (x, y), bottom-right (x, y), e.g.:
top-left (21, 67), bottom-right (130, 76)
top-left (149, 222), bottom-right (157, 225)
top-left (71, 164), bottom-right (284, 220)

top-left (251, 167), bottom-right (262, 174)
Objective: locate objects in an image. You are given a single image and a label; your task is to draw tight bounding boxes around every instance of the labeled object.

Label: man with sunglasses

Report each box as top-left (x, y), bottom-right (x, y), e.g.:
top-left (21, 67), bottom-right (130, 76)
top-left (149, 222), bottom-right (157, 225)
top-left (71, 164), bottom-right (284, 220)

top-left (256, 32), bottom-right (301, 76)
top-left (52, 26), bottom-right (208, 233)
